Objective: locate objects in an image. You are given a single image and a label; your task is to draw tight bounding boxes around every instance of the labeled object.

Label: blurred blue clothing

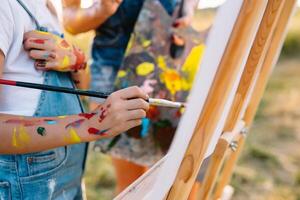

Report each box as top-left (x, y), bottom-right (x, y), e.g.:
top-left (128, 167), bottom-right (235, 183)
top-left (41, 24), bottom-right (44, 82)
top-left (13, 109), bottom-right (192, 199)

top-left (90, 0), bottom-right (178, 99)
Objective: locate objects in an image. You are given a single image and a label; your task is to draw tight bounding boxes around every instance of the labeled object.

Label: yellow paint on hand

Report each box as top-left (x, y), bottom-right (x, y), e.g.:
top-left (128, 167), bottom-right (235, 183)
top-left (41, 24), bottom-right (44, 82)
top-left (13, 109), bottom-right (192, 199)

top-left (66, 128), bottom-right (81, 144)
top-left (58, 56), bottom-right (71, 71)
top-left (58, 116), bottom-right (66, 119)
top-left (136, 62), bottom-right (155, 76)
top-left (12, 128), bottom-right (18, 147)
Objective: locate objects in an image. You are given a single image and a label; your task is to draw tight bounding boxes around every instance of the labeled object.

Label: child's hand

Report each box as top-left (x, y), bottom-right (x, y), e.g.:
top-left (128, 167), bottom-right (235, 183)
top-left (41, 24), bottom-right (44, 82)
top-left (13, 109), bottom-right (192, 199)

top-left (23, 30), bottom-right (86, 72)
top-left (87, 86), bottom-right (149, 137)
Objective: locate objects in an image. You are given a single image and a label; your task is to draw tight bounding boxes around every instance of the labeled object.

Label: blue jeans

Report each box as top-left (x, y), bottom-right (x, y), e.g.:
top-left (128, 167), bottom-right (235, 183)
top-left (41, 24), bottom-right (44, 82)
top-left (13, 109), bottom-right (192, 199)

top-left (0, 71), bottom-right (87, 200)
top-left (90, 0), bottom-right (178, 102)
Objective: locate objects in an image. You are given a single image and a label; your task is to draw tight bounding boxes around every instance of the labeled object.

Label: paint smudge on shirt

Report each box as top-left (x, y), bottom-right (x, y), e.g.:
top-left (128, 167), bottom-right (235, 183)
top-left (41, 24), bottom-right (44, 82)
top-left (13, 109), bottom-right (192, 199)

top-left (78, 113), bottom-right (96, 120)
top-left (65, 119), bottom-right (85, 129)
top-left (140, 118), bottom-right (150, 138)
top-left (136, 62), bottom-right (155, 76)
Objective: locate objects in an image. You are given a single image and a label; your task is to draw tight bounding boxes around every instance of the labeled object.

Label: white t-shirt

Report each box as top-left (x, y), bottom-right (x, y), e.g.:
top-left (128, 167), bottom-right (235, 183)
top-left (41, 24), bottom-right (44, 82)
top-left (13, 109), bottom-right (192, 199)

top-left (0, 0), bottom-right (61, 116)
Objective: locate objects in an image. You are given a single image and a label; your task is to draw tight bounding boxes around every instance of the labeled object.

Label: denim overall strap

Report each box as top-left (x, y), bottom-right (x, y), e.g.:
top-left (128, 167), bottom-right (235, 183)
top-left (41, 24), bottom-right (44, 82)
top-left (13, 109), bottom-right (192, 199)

top-left (0, 71), bottom-right (88, 200)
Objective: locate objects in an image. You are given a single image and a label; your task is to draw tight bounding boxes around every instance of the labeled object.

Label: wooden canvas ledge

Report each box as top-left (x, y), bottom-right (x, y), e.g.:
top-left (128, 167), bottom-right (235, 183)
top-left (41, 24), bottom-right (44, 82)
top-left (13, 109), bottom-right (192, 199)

top-left (114, 1), bottom-right (297, 199)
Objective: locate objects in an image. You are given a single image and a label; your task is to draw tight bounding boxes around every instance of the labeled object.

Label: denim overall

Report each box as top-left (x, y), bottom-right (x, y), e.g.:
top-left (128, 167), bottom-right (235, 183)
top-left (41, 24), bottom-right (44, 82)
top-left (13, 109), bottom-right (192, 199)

top-left (90, 0), bottom-right (178, 98)
top-left (0, 72), bottom-right (87, 200)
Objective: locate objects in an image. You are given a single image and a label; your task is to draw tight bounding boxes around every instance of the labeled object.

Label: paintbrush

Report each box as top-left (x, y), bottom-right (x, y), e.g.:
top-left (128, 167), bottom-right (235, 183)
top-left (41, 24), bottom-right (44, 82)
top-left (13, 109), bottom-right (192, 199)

top-left (0, 79), bottom-right (186, 108)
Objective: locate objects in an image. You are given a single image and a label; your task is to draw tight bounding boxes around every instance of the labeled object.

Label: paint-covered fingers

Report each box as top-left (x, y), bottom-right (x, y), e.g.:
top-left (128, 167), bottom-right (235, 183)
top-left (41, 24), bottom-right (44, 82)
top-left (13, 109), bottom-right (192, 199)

top-left (34, 60), bottom-right (58, 71)
top-left (126, 98), bottom-right (149, 111)
top-left (29, 50), bottom-right (56, 61)
top-left (24, 38), bottom-right (55, 51)
top-left (115, 86), bottom-right (149, 100)
top-left (24, 30), bottom-right (58, 42)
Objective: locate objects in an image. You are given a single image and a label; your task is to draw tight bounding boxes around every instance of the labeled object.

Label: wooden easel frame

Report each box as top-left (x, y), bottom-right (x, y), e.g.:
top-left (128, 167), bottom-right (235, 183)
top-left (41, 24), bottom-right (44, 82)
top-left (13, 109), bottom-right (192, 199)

top-left (212, 1), bottom-right (298, 199)
top-left (114, 1), bottom-right (296, 199)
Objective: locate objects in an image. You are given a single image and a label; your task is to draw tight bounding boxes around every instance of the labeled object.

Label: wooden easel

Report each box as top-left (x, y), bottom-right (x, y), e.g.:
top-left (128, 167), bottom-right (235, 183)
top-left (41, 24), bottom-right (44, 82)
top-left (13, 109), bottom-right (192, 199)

top-left (114, 1), bottom-right (297, 199)
top-left (167, 0), bottom-right (297, 200)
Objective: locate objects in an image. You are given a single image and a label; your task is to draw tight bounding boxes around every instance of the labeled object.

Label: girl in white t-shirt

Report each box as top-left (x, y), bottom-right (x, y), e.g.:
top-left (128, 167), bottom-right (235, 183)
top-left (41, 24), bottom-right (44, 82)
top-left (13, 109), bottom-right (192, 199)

top-left (0, 0), bottom-right (148, 199)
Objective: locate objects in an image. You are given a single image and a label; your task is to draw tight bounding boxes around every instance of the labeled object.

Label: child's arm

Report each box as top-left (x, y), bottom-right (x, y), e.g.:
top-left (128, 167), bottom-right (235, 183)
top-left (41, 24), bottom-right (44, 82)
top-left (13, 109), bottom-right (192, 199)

top-left (0, 52), bottom-right (148, 154)
top-left (62, 0), bottom-right (123, 34)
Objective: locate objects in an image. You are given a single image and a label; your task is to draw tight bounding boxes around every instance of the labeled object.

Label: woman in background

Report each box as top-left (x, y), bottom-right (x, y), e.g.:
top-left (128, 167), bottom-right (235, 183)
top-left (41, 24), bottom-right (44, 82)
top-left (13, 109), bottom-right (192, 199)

top-left (63, 0), bottom-right (198, 196)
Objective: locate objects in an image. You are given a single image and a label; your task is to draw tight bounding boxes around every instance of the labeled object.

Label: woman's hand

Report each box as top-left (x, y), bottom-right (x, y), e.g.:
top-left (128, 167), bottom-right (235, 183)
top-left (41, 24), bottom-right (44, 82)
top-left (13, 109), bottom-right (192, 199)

top-left (24, 30), bottom-right (86, 72)
top-left (173, 15), bottom-right (193, 29)
top-left (87, 86), bottom-right (149, 138)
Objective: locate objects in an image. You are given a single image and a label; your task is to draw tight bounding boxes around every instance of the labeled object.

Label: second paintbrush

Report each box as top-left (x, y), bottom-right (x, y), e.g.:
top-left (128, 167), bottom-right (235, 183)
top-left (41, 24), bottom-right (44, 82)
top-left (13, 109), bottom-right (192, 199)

top-left (0, 79), bottom-right (186, 108)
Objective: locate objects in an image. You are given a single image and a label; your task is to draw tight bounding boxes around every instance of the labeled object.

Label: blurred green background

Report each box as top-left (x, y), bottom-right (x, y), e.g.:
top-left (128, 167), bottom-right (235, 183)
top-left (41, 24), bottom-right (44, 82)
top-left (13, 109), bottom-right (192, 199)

top-left (68, 7), bottom-right (300, 200)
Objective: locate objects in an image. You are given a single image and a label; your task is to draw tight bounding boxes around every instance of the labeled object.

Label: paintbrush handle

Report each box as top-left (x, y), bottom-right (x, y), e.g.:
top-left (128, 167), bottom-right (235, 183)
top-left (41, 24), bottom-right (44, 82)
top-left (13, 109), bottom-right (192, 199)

top-left (0, 79), bottom-right (109, 99)
top-left (0, 79), bottom-right (186, 108)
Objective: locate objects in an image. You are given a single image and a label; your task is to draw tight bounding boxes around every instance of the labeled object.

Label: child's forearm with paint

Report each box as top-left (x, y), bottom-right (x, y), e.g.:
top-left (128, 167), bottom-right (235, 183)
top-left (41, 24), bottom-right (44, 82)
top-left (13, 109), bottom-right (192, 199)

top-left (62, 0), bottom-right (123, 34)
top-left (0, 53), bottom-right (148, 154)
top-left (0, 86), bottom-right (149, 154)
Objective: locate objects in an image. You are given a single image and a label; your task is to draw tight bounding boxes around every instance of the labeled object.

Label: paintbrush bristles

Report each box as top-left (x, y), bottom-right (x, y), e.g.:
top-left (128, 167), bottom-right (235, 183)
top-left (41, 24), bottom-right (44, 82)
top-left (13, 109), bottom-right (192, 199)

top-left (148, 98), bottom-right (186, 108)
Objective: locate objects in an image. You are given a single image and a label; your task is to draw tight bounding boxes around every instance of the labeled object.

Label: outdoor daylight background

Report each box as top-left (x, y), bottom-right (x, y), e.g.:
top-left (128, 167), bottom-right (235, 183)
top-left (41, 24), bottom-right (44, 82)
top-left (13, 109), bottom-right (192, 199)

top-left (51, 1), bottom-right (300, 199)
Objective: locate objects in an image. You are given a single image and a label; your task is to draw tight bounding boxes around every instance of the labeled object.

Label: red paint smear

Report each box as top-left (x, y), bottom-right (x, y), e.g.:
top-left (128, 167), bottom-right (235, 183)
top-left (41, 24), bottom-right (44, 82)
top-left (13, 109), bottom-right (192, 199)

top-left (60, 40), bottom-right (70, 48)
top-left (31, 39), bottom-right (46, 44)
top-left (79, 113), bottom-right (96, 120)
top-left (5, 119), bottom-right (41, 127)
top-left (88, 127), bottom-right (100, 135)
top-left (88, 127), bottom-right (108, 135)
top-left (99, 109), bottom-right (108, 123)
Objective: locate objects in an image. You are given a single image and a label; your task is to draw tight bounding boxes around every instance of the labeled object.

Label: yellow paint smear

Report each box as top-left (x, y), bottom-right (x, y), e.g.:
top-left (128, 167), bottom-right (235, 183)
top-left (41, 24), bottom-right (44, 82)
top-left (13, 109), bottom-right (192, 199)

top-left (12, 128), bottom-right (18, 147)
top-left (65, 128), bottom-right (81, 144)
top-left (19, 126), bottom-right (31, 145)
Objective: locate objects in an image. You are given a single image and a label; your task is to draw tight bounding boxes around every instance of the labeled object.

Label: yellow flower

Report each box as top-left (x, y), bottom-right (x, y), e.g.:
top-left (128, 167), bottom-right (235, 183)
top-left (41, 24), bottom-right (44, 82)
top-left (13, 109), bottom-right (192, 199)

top-left (136, 62), bottom-right (155, 76)
top-left (117, 70), bottom-right (127, 78)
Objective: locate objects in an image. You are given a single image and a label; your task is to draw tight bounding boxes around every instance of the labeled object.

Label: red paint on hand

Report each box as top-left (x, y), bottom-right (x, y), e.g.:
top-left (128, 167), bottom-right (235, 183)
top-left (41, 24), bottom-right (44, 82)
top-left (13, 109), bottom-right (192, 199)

top-left (88, 128), bottom-right (99, 135)
top-left (60, 40), bottom-right (70, 48)
top-left (31, 39), bottom-right (46, 44)
top-left (79, 113), bottom-right (96, 120)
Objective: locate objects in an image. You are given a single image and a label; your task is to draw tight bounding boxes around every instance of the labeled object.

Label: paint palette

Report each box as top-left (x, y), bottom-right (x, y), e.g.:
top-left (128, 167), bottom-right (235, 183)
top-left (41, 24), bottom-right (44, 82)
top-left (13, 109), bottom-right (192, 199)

top-left (94, 0), bottom-right (208, 166)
